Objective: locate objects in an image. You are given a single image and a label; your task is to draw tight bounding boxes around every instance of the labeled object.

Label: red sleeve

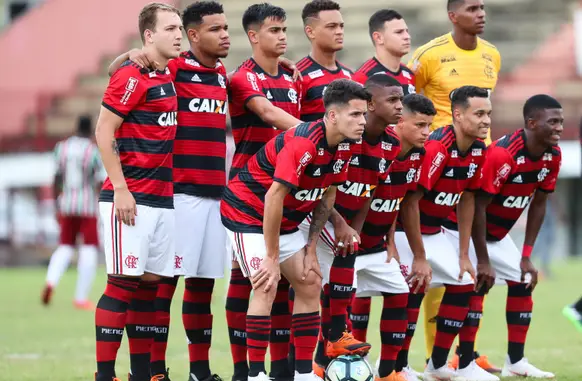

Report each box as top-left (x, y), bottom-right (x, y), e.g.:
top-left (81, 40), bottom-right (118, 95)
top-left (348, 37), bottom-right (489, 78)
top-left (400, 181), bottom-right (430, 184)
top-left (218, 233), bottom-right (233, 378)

top-left (408, 155), bottom-right (426, 192)
top-left (167, 59), bottom-right (178, 81)
top-left (352, 71), bottom-right (367, 85)
top-left (273, 137), bottom-right (317, 189)
top-left (479, 146), bottom-right (512, 195)
top-left (539, 153), bottom-right (561, 193)
top-left (417, 140), bottom-right (448, 191)
top-left (102, 66), bottom-right (146, 118)
top-left (229, 69), bottom-right (265, 108)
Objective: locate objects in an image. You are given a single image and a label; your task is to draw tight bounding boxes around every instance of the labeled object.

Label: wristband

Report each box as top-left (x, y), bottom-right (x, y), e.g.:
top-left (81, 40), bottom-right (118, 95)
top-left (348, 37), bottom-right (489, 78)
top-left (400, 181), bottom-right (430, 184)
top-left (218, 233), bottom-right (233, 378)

top-left (522, 244), bottom-right (533, 258)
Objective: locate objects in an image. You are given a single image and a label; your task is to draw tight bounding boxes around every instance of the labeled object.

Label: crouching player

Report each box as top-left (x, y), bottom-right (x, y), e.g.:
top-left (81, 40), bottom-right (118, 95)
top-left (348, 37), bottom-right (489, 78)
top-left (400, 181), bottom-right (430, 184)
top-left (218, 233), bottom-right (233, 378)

top-left (443, 94), bottom-right (562, 378)
top-left (221, 79), bottom-right (371, 381)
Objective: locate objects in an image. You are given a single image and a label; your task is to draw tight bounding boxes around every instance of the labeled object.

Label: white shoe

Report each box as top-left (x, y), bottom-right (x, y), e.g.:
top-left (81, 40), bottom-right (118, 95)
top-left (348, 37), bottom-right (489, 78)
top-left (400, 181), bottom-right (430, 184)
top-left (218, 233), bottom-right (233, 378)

top-left (294, 371), bottom-right (324, 381)
top-left (424, 358), bottom-right (465, 381)
top-left (249, 372), bottom-right (271, 381)
top-left (400, 366), bottom-right (422, 381)
top-left (456, 361), bottom-right (499, 381)
top-left (501, 356), bottom-right (555, 378)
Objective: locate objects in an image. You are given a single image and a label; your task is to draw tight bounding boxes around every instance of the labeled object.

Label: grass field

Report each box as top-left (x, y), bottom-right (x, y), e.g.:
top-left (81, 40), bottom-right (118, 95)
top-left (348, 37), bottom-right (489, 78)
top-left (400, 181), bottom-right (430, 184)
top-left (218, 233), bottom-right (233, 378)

top-left (2, 260), bottom-right (582, 381)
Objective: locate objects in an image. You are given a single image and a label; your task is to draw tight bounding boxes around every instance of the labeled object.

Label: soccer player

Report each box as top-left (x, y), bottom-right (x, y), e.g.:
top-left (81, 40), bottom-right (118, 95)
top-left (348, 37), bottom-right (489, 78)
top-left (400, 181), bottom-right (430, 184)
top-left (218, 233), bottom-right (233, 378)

top-left (221, 78), bottom-right (371, 381)
top-left (388, 86), bottom-right (489, 381)
top-left (42, 115), bottom-right (103, 310)
top-left (353, 9), bottom-right (415, 96)
top-left (302, 74), bottom-right (404, 374)
top-left (108, 2), bottom-right (230, 380)
top-left (94, 3), bottom-right (182, 381)
top-left (225, 4), bottom-right (303, 381)
top-left (409, 0), bottom-right (501, 369)
top-left (354, 94), bottom-right (435, 381)
top-left (442, 94), bottom-right (562, 378)
top-left (295, 0), bottom-right (353, 122)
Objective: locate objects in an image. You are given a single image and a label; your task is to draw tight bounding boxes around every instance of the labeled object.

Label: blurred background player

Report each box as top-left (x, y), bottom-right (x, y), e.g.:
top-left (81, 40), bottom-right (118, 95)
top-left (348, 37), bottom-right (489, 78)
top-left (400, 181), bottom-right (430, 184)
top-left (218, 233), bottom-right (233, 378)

top-left (563, 296), bottom-right (582, 333)
top-left (353, 10), bottom-right (415, 96)
top-left (353, 94), bottom-right (435, 381)
top-left (225, 4), bottom-right (302, 381)
top-left (409, 0), bottom-right (501, 371)
top-left (108, 3), bottom-right (230, 380)
top-left (222, 79), bottom-right (371, 381)
top-left (41, 115), bottom-right (103, 310)
top-left (444, 94), bottom-right (562, 378)
top-left (93, 3), bottom-right (182, 381)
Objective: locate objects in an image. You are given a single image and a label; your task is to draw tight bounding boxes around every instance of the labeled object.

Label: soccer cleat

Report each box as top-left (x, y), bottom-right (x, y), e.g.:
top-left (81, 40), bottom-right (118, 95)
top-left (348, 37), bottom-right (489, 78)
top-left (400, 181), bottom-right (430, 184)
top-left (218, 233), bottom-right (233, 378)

top-left (501, 356), bottom-right (555, 378)
top-left (374, 371), bottom-right (407, 381)
top-left (74, 300), bottom-right (95, 310)
top-left (423, 358), bottom-right (464, 381)
top-left (474, 352), bottom-right (501, 374)
top-left (41, 284), bottom-right (53, 306)
top-left (562, 305), bottom-right (582, 333)
top-left (94, 372), bottom-right (122, 381)
top-left (312, 361), bottom-right (325, 379)
top-left (325, 332), bottom-right (371, 357)
top-left (456, 361), bottom-right (499, 381)
top-left (151, 369), bottom-right (171, 381)
top-left (249, 373), bottom-right (270, 381)
top-left (189, 375), bottom-right (223, 381)
top-left (293, 371), bottom-right (323, 381)
top-left (270, 371), bottom-right (294, 381)
top-left (399, 367), bottom-right (421, 381)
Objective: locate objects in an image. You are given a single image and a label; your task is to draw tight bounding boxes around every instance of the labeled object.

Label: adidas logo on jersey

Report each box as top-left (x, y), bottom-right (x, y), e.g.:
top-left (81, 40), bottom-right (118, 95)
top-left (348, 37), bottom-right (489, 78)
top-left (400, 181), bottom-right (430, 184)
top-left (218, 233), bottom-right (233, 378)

top-left (266, 91), bottom-right (273, 99)
top-left (449, 69), bottom-right (459, 76)
top-left (191, 74), bottom-right (202, 82)
top-left (313, 168), bottom-right (321, 177)
top-left (513, 175), bottom-right (523, 183)
top-left (445, 169), bottom-right (454, 177)
top-left (384, 175), bottom-right (391, 184)
top-left (350, 156), bottom-right (360, 166)
top-left (160, 87), bottom-right (166, 96)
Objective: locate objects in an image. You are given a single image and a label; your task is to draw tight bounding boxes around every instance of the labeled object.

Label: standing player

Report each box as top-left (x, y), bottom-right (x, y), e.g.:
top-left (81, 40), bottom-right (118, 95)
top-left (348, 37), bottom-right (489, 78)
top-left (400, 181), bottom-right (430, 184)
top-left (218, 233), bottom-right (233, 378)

top-left (304, 74), bottom-right (404, 375)
top-left (353, 94), bottom-right (434, 381)
top-left (93, 3), bottom-right (182, 381)
top-left (225, 4), bottom-right (303, 381)
top-left (409, 0), bottom-right (501, 369)
top-left (353, 9), bottom-right (415, 96)
top-left (442, 95), bottom-right (561, 378)
top-left (389, 86), bottom-right (490, 381)
top-left (42, 115), bottom-right (103, 310)
top-left (108, 3), bottom-right (230, 380)
top-left (222, 79), bottom-right (371, 381)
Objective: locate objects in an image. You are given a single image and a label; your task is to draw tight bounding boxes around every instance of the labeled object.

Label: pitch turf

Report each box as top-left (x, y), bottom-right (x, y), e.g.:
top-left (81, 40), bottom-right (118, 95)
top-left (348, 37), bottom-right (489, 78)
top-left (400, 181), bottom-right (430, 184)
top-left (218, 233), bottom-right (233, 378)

top-left (2, 260), bottom-right (582, 380)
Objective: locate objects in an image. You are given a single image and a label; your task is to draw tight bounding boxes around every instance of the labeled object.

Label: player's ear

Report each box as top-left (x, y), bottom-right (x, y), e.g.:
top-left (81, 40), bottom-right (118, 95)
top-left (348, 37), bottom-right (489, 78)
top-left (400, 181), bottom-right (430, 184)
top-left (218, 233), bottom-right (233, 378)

top-left (187, 27), bottom-right (199, 43)
top-left (447, 11), bottom-right (457, 24)
top-left (372, 31), bottom-right (383, 46)
top-left (144, 29), bottom-right (154, 44)
top-left (304, 24), bottom-right (316, 40)
top-left (247, 29), bottom-right (259, 44)
top-left (367, 98), bottom-right (376, 112)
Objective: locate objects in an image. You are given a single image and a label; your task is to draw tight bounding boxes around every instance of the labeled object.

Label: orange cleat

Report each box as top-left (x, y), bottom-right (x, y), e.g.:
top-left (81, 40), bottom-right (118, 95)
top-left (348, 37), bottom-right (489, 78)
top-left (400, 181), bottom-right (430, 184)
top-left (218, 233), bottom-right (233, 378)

top-left (94, 372), bottom-right (121, 381)
top-left (41, 284), bottom-right (53, 306)
top-left (325, 332), bottom-right (371, 358)
top-left (74, 300), bottom-right (96, 310)
top-left (313, 361), bottom-right (325, 378)
top-left (374, 371), bottom-right (407, 381)
top-left (475, 352), bottom-right (501, 374)
top-left (448, 353), bottom-right (459, 370)
top-left (150, 375), bottom-right (167, 381)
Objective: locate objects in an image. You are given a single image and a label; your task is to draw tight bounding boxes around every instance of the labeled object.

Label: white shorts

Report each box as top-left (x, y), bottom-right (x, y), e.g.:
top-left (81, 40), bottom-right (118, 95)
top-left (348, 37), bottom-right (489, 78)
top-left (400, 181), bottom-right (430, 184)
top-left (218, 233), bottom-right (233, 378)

top-left (354, 253), bottom-right (409, 296)
top-left (298, 218), bottom-right (336, 285)
top-left (174, 194), bottom-right (227, 279)
top-left (395, 230), bottom-right (474, 288)
top-left (442, 228), bottom-right (523, 284)
top-left (225, 228), bottom-right (306, 278)
top-left (99, 202), bottom-right (175, 277)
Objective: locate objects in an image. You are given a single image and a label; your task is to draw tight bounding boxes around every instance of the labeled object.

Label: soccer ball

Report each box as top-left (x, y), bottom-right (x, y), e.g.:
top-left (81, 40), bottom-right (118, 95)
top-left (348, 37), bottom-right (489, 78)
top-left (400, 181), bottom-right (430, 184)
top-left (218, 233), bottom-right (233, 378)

top-left (325, 355), bottom-right (374, 381)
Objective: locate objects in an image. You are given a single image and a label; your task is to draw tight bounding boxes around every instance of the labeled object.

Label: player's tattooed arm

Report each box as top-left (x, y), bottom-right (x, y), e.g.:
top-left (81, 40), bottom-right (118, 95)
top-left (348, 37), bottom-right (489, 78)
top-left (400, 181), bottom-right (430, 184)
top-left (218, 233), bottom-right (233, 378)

top-left (307, 187), bottom-right (337, 248)
top-left (111, 139), bottom-right (119, 156)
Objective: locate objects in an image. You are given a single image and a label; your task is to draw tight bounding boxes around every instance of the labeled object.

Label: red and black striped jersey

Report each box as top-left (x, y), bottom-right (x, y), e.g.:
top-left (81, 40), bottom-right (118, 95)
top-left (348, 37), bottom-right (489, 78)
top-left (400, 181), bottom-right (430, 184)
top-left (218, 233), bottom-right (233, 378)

top-left (360, 147), bottom-right (425, 254)
top-left (169, 51), bottom-right (228, 199)
top-left (228, 58), bottom-right (302, 179)
top-left (476, 129), bottom-right (560, 241)
top-left (296, 55), bottom-right (353, 121)
top-left (221, 120), bottom-right (353, 234)
top-left (334, 127), bottom-right (401, 224)
top-left (353, 57), bottom-right (416, 95)
top-left (100, 61), bottom-right (177, 209)
top-left (417, 125), bottom-right (486, 234)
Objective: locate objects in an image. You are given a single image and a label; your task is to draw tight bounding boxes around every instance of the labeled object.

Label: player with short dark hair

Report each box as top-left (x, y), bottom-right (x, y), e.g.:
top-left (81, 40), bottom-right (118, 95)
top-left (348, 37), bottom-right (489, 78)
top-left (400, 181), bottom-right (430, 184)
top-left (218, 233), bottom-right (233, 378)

top-left (302, 74), bottom-right (403, 374)
top-left (42, 115), bottom-right (104, 310)
top-left (387, 86), bottom-right (490, 381)
top-left (222, 78), bottom-right (371, 381)
top-left (109, 2), bottom-right (230, 380)
top-left (94, 3), bottom-right (182, 381)
top-left (352, 9), bottom-right (415, 96)
top-left (347, 94), bottom-right (435, 381)
top-left (442, 94), bottom-right (562, 378)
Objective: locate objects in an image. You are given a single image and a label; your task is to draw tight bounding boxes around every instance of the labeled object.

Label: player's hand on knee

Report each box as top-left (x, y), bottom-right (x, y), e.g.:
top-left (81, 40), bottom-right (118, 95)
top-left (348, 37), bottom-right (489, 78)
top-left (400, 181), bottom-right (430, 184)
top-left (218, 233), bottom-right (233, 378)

top-left (407, 257), bottom-right (432, 294)
top-left (520, 257), bottom-right (538, 291)
top-left (114, 187), bottom-right (137, 226)
top-left (458, 256), bottom-right (476, 282)
top-left (476, 261), bottom-right (496, 293)
top-left (302, 251), bottom-right (323, 281)
top-left (252, 257), bottom-right (280, 293)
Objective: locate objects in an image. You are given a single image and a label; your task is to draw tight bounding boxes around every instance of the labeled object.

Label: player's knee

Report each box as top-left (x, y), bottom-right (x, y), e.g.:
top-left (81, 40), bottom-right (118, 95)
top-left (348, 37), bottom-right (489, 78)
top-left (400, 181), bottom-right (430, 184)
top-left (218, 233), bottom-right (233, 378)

top-left (142, 273), bottom-right (162, 282)
top-left (293, 271), bottom-right (322, 299)
top-left (253, 283), bottom-right (278, 306)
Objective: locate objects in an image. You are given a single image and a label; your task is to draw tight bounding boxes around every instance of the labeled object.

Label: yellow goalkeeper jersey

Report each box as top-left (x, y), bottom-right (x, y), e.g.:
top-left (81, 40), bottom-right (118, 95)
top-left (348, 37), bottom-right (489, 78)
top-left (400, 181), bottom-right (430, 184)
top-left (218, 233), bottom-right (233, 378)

top-left (408, 32), bottom-right (501, 144)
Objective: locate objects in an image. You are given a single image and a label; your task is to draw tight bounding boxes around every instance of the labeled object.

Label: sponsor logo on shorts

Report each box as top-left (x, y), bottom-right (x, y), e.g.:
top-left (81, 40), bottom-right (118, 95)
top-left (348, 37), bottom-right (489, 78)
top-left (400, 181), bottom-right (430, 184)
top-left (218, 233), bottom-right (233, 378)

top-left (124, 254), bottom-right (138, 269)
